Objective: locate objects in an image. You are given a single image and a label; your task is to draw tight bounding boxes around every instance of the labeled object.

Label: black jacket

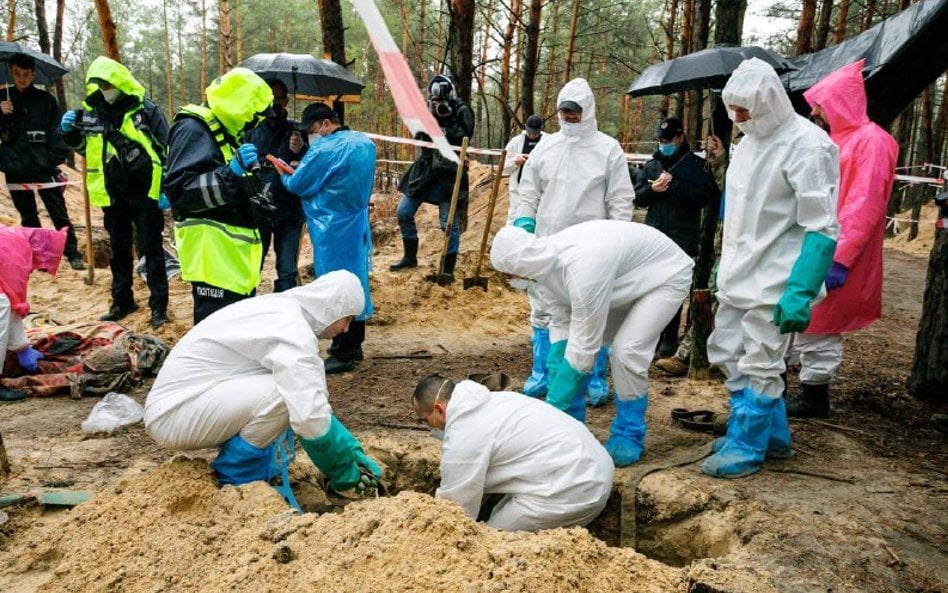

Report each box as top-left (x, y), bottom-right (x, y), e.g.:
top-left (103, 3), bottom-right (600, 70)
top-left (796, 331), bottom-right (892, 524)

top-left (163, 116), bottom-right (259, 229)
top-left (245, 112), bottom-right (306, 227)
top-left (0, 85), bottom-right (70, 178)
top-left (633, 143), bottom-right (718, 256)
top-left (398, 99), bottom-right (475, 204)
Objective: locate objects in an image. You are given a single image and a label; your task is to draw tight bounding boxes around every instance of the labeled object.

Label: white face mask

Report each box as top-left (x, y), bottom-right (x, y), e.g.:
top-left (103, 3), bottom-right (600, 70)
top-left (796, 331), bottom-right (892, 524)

top-left (102, 88), bottom-right (121, 104)
top-left (308, 133), bottom-right (321, 144)
top-left (734, 119), bottom-right (762, 137)
top-left (560, 120), bottom-right (582, 137)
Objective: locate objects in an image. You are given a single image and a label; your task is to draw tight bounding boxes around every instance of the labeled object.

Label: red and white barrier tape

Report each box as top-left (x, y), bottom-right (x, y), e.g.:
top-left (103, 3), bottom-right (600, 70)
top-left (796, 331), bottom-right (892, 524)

top-left (894, 174), bottom-right (945, 186)
top-left (5, 180), bottom-right (79, 191)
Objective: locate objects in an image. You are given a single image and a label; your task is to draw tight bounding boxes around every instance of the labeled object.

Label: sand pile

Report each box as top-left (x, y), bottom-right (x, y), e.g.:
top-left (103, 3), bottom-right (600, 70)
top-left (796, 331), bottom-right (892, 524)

top-left (2, 459), bottom-right (683, 593)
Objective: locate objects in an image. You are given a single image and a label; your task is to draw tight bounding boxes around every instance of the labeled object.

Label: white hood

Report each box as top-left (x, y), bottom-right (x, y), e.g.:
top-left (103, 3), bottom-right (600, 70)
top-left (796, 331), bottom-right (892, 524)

top-left (722, 58), bottom-right (795, 138)
top-left (278, 270), bottom-right (364, 334)
top-left (556, 78), bottom-right (598, 138)
top-left (490, 226), bottom-right (557, 279)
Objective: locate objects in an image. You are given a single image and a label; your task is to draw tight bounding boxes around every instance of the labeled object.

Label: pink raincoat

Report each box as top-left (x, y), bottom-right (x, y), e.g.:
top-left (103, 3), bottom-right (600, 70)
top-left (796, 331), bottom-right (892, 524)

top-left (803, 60), bottom-right (899, 334)
top-left (0, 226), bottom-right (68, 316)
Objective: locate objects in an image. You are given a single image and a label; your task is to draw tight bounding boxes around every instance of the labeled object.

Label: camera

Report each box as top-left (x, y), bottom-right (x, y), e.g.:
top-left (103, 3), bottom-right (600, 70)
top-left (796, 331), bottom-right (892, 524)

top-left (430, 100), bottom-right (453, 118)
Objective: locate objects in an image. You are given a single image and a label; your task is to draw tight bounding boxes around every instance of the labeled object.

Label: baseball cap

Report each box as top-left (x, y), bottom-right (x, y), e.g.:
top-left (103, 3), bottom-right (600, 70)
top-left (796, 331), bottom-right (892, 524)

top-left (557, 100), bottom-right (582, 113)
top-left (525, 114), bottom-right (543, 134)
top-left (295, 102), bottom-right (337, 131)
top-left (656, 117), bottom-right (684, 140)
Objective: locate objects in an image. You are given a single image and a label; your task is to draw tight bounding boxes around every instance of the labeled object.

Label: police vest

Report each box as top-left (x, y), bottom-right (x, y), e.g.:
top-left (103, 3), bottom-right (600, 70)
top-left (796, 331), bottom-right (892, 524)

top-left (84, 105), bottom-right (163, 207)
top-left (172, 104), bottom-right (261, 296)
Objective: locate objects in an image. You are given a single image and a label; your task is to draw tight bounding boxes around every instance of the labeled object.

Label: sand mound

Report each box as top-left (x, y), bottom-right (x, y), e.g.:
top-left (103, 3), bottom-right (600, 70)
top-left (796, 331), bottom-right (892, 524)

top-left (2, 459), bottom-right (681, 593)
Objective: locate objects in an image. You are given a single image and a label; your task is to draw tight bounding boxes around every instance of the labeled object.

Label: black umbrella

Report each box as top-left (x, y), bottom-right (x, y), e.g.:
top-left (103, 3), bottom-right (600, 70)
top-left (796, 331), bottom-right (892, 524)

top-left (237, 52), bottom-right (364, 98)
top-left (0, 41), bottom-right (68, 87)
top-left (627, 45), bottom-right (796, 97)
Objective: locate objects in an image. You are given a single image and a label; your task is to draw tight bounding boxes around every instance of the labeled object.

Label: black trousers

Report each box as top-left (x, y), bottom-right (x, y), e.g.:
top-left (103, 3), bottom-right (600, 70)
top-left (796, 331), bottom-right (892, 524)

top-left (660, 305), bottom-right (684, 348)
top-left (102, 194), bottom-right (168, 314)
top-left (329, 319), bottom-right (366, 361)
top-left (7, 173), bottom-right (81, 258)
top-left (191, 281), bottom-right (254, 325)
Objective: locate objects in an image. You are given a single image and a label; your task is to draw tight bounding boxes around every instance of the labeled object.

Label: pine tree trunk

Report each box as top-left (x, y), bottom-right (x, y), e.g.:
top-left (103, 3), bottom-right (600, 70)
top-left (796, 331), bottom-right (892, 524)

top-left (415, 0), bottom-right (426, 80)
top-left (52, 0), bottom-right (69, 166)
top-left (318, 0), bottom-right (347, 123)
top-left (862, 0), bottom-right (877, 30)
top-left (218, 0), bottom-right (233, 73)
top-left (447, 0), bottom-right (475, 105)
top-left (832, 0), bottom-right (850, 44)
top-left (200, 0), bottom-right (208, 99)
top-left (540, 0), bottom-right (560, 117)
top-left (499, 0), bottom-right (520, 141)
top-left (795, 0), bottom-right (817, 55)
top-left (234, 0), bottom-right (242, 63)
top-left (476, 0), bottom-right (493, 147)
top-left (814, 0), bottom-right (833, 50)
top-left (34, 0), bottom-right (50, 52)
top-left (94, 0), bottom-right (121, 61)
top-left (176, 3), bottom-right (186, 105)
top-left (908, 228), bottom-right (948, 400)
top-left (6, 0), bottom-right (15, 41)
top-left (661, 0), bottom-right (680, 117)
top-left (714, 0), bottom-right (746, 45)
top-left (162, 0), bottom-right (175, 118)
top-left (563, 0), bottom-right (581, 82)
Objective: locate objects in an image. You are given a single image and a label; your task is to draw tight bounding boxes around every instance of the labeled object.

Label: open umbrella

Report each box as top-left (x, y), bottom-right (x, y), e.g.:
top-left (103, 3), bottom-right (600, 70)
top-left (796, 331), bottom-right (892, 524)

top-left (0, 42), bottom-right (68, 87)
top-left (627, 45), bottom-right (796, 97)
top-left (237, 52), bottom-right (364, 98)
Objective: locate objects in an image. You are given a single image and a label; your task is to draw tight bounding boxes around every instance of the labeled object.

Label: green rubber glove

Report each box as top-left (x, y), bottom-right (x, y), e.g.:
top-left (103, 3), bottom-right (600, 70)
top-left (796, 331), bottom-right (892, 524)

top-left (545, 358), bottom-right (590, 412)
top-left (299, 416), bottom-right (381, 492)
top-left (545, 339), bottom-right (567, 386)
top-left (773, 232), bottom-right (837, 334)
top-left (513, 216), bottom-right (536, 233)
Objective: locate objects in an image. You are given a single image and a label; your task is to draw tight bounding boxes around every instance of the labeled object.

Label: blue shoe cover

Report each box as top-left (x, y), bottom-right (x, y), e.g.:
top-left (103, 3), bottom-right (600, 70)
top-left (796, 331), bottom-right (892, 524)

top-left (565, 389), bottom-right (587, 422)
top-left (711, 390), bottom-right (793, 459)
top-left (523, 327), bottom-right (550, 397)
top-left (605, 395), bottom-right (648, 467)
top-left (701, 389), bottom-right (777, 479)
top-left (585, 346), bottom-right (610, 407)
top-left (212, 434), bottom-right (277, 486)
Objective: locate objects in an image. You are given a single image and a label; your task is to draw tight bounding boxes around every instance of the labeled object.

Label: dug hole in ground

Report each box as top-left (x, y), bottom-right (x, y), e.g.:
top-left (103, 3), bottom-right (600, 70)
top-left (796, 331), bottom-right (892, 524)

top-left (0, 164), bottom-right (945, 593)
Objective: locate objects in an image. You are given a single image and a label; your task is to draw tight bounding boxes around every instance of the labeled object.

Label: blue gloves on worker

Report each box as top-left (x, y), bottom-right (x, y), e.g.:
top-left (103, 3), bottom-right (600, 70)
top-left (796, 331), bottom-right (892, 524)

top-left (773, 232), bottom-right (837, 334)
top-left (60, 110), bottom-right (78, 132)
top-left (229, 143), bottom-right (259, 176)
top-left (16, 347), bottom-right (44, 373)
top-left (299, 415), bottom-right (382, 493)
top-left (157, 193), bottom-right (171, 210)
top-left (824, 261), bottom-right (848, 290)
top-left (512, 217), bottom-right (536, 234)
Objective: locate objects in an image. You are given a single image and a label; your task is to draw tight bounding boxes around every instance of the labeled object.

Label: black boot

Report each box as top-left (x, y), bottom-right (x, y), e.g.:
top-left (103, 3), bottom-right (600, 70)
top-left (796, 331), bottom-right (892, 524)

top-left (441, 252), bottom-right (458, 281)
top-left (100, 302), bottom-right (139, 322)
top-left (390, 238), bottom-right (419, 271)
top-left (785, 382), bottom-right (830, 418)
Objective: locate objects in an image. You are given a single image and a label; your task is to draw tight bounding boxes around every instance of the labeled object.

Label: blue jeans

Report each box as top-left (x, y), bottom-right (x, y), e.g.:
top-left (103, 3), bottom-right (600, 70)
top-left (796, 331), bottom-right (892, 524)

top-left (396, 183), bottom-right (460, 254)
top-left (260, 223), bottom-right (303, 293)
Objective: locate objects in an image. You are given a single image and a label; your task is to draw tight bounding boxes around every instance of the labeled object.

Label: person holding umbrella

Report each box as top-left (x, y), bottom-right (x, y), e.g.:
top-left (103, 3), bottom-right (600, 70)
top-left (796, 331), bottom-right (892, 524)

top-left (0, 53), bottom-right (84, 270)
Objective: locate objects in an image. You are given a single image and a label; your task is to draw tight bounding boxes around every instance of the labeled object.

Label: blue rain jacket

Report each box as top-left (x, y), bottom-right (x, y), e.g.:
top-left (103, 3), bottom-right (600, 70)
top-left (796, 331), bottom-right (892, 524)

top-left (282, 128), bottom-right (377, 318)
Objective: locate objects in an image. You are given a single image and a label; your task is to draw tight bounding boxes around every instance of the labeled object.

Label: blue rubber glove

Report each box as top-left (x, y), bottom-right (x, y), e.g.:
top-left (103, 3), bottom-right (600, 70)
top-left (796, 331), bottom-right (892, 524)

top-left (298, 416), bottom-right (382, 492)
top-left (60, 110), bottom-right (77, 132)
top-left (229, 143), bottom-right (258, 176)
top-left (513, 216), bottom-right (536, 234)
top-left (773, 232), bottom-right (837, 334)
top-left (824, 261), bottom-right (848, 291)
top-left (545, 357), bottom-right (590, 416)
top-left (157, 193), bottom-right (171, 210)
top-left (16, 347), bottom-right (44, 373)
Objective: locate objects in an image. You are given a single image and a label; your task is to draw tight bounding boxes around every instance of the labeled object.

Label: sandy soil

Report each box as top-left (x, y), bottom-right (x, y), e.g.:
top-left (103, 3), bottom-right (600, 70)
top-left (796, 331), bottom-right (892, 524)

top-left (0, 165), bottom-right (946, 592)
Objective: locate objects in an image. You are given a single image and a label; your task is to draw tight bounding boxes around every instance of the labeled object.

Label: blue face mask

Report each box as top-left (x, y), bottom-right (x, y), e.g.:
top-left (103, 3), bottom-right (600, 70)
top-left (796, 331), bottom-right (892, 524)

top-left (658, 142), bottom-right (677, 156)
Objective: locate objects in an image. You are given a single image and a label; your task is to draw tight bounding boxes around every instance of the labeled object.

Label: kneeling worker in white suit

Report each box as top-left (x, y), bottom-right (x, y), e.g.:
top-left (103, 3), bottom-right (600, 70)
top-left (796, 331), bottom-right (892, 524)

top-left (145, 270), bottom-right (382, 504)
top-left (490, 220), bottom-right (693, 467)
top-left (413, 374), bottom-right (614, 531)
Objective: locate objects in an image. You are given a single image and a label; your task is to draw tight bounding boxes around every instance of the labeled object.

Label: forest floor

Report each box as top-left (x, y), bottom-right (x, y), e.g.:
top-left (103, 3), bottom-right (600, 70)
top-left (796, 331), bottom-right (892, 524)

top-left (0, 164), bottom-right (945, 592)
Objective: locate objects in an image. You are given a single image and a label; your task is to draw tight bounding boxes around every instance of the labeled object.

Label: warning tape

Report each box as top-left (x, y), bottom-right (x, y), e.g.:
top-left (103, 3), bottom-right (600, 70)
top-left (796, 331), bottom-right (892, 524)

top-left (894, 173), bottom-right (945, 186)
top-left (5, 180), bottom-right (79, 191)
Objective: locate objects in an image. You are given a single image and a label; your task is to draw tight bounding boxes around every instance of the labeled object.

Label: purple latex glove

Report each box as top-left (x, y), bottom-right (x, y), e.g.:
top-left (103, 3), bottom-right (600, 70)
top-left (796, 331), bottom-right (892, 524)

top-left (16, 346), bottom-right (44, 372)
top-left (824, 261), bottom-right (849, 291)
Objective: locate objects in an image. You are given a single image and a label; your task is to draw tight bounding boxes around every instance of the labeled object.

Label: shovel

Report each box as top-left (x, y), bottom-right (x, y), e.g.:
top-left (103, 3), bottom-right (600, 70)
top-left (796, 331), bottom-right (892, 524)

top-left (80, 155), bottom-right (95, 285)
top-left (425, 136), bottom-right (469, 286)
top-left (463, 149), bottom-right (507, 291)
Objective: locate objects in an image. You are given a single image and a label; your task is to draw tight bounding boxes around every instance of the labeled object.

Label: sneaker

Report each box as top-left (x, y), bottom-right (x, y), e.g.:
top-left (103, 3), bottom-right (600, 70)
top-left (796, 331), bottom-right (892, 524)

top-left (100, 303), bottom-right (139, 322)
top-left (67, 254), bottom-right (86, 270)
top-left (150, 310), bottom-right (168, 329)
top-left (325, 356), bottom-right (359, 374)
top-left (655, 356), bottom-right (689, 377)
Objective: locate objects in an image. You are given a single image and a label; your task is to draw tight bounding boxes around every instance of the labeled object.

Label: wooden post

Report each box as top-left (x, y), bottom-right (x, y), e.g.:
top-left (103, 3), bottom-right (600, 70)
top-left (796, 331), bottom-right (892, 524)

top-left (0, 430), bottom-right (10, 476)
top-left (687, 289), bottom-right (713, 379)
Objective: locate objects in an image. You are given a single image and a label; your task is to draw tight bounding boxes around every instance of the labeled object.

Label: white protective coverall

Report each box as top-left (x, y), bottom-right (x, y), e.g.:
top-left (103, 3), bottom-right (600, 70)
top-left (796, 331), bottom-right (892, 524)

top-left (709, 58), bottom-right (840, 398)
top-left (491, 221), bottom-right (693, 397)
top-left (144, 270), bottom-right (364, 449)
top-left (437, 380), bottom-right (613, 531)
top-left (502, 131), bottom-right (545, 224)
top-left (513, 78), bottom-right (635, 328)
top-left (0, 294), bottom-right (28, 370)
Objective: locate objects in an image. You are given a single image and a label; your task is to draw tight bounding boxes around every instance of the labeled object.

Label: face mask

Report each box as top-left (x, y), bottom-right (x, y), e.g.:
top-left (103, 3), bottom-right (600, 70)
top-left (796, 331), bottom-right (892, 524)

top-left (430, 429), bottom-right (445, 441)
top-left (658, 142), bottom-right (677, 156)
top-left (308, 133), bottom-right (321, 144)
top-left (560, 121), bottom-right (582, 137)
top-left (734, 120), bottom-right (762, 137)
top-left (101, 88), bottom-right (120, 104)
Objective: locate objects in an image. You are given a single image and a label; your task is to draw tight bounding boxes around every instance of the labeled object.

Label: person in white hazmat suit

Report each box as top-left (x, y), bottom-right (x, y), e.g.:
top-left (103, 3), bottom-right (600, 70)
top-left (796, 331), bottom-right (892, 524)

top-left (502, 114), bottom-right (545, 224)
top-left (412, 374), bottom-right (614, 531)
top-left (144, 270), bottom-right (383, 504)
top-left (490, 221), bottom-right (693, 467)
top-left (511, 78), bottom-right (635, 407)
top-left (703, 58), bottom-right (840, 479)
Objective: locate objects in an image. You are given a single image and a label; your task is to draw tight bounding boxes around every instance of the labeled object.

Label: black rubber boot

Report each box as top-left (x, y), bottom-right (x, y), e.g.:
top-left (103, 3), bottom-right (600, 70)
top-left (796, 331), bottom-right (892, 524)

top-left (785, 382), bottom-right (830, 418)
top-left (390, 238), bottom-right (419, 271)
top-left (442, 252), bottom-right (458, 281)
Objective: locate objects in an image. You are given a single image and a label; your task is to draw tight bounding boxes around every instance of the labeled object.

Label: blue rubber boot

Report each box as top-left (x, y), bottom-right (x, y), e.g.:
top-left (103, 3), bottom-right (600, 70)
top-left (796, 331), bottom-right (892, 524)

top-left (565, 388), bottom-right (588, 422)
top-left (605, 395), bottom-right (648, 467)
top-left (212, 434), bottom-right (277, 486)
top-left (701, 388), bottom-right (777, 479)
top-left (584, 346), bottom-right (611, 407)
top-left (523, 327), bottom-right (550, 397)
top-left (711, 390), bottom-right (793, 459)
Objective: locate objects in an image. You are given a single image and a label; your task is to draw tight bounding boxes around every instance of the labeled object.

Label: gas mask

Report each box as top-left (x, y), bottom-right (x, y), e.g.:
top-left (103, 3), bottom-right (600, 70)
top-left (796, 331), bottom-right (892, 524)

top-left (429, 99), bottom-right (453, 118)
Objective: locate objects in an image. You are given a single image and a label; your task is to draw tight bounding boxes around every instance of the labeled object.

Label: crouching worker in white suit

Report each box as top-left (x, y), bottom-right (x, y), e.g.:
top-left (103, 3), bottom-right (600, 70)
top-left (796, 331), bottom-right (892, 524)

top-left (490, 221), bottom-right (693, 467)
top-left (145, 270), bottom-right (382, 506)
top-left (412, 374), bottom-right (613, 531)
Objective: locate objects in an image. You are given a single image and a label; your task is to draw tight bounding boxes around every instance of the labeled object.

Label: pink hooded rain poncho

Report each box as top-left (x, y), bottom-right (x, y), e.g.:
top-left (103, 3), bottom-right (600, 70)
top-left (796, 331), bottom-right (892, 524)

top-left (803, 60), bottom-right (899, 334)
